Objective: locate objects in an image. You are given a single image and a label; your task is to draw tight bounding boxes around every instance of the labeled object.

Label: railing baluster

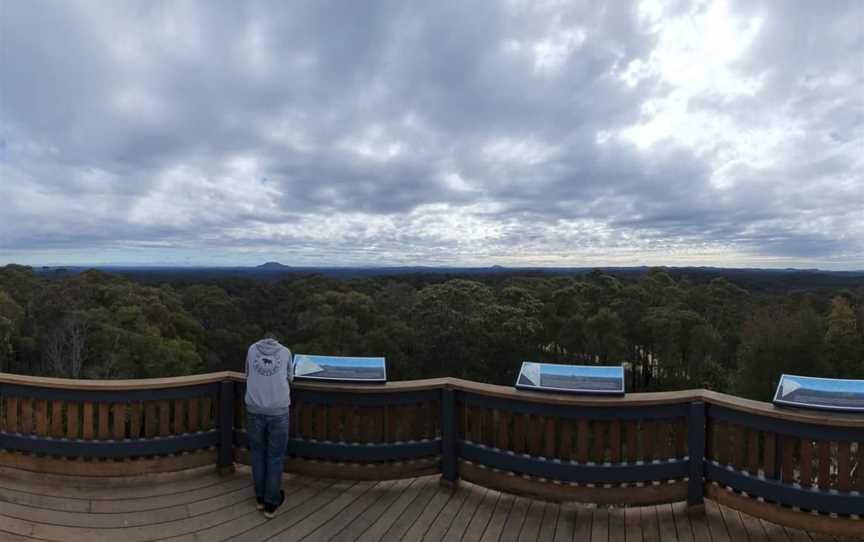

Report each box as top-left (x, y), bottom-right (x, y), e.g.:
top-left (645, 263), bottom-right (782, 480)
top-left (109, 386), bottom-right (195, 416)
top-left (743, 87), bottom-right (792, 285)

top-left (591, 421), bottom-right (606, 463)
top-left (837, 442), bottom-right (851, 492)
top-left (498, 409), bottom-right (510, 450)
top-left (643, 420), bottom-right (656, 462)
top-left (799, 438), bottom-right (813, 488)
top-left (576, 419), bottom-right (589, 462)
top-left (98, 402), bottom-right (110, 439)
top-left (82, 401), bottom-right (94, 440)
top-left (113, 402), bottom-right (125, 440)
top-left (674, 418), bottom-right (686, 459)
top-left (781, 436), bottom-right (795, 484)
top-left (51, 400), bottom-right (63, 437)
top-left (626, 420), bottom-right (637, 462)
top-left (66, 402), bottom-right (79, 439)
top-left (201, 396), bottom-right (212, 431)
top-left (513, 413), bottom-right (527, 454)
top-left (35, 399), bottom-right (47, 436)
top-left (315, 402), bottom-right (327, 441)
top-left (188, 398), bottom-right (199, 433)
top-left (559, 418), bottom-right (572, 460)
top-left (763, 431), bottom-right (776, 479)
top-left (609, 420), bottom-right (622, 463)
top-left (817, 440), bottom-right (830, 490)
top-left (747, 429), bottom-right (759, 475)
top-left (218, 380), bottom-right (234, 473)
top-left (144, 401), bottom-right (157, 438)
top-left (543, 416), bottom-right (556, 459)
top-left (21, 398), bottom-right (32, 434)
top-left (855, 442), bottom-right (864, 491)
top-left (130, 401), bottom-right (142, 438)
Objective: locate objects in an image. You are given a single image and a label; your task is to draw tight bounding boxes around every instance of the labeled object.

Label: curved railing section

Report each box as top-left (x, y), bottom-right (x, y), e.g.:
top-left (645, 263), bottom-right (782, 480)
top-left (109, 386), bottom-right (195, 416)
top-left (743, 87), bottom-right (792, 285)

top-left (0, 372), bottom-right (861, 536)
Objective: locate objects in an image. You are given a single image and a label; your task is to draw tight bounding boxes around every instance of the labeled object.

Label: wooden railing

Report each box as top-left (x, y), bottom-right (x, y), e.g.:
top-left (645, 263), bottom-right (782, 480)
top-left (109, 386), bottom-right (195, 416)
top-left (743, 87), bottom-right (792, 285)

top-left (0, 372), bottom-right (861, 536)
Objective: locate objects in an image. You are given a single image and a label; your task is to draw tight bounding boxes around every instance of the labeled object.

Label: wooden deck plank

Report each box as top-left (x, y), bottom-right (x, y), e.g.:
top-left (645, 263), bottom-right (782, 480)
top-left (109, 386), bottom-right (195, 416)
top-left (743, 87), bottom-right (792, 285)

top-left (785, 526), bottom-right (816, 542)
top-left (400, 483), bottom-right (457, 540)
top-left (0, 485), bottom-right (92, 513)
top-left (301, 480), bottom-right (396, 542)
top-left (516, 500), bottom-right (546, 542)
top-left (0, 498), bottom-right (190, 528)
top-left (355, 476), bottom-right (436, 542)
top-left (572, 506), bottom-right (593, 541)
top-left (0, 469), bottom-right (855, 542)
top-left (591, 508), bottom-right (610, 542)
top-left (670, 502), bottom-right (694, 542)
top-left (261, 481), bottom-right (375, 541)
top-left (641, 506), bottom-right (660, 542)
top-left (100, 477), bottom-right (253, 514)
top-left (378, 477), bottom-right (441, 540)
top-left (461, 489), bottom-right (501, 542)
top-left (0, 468), bottom-right (243, 501)
top-left (687, 504), bottom-right (712, 542)
top-left (537, 502), bottom-right (559, 542)
top-left (217, 480), bottom-right (353, 542)
top-left (478, 493), bottom-right (515, 542)
top-left (552, 503), bottom-right (577, 542)
top-left (609, 507), bottom-right (626, 542)
top-left (334, 477), bottom-right (415, 540)
top-left (440, 485), bottom-right (486, 541)
top-left (421, 484), bottom-right (469, 541)
top-left (760, 518), bottom-right (792, 542)
top-left (498, 496), bottom-right (531, 542)
top-left (625, 507), bottom-right (644, 542)
top-left (657, 504), bottom-right (677, 542)
top-left (705, 500), bottom-right (733, 542)
top-left (719, 503), bottom-right (750, 542)
top-left (738, 511), bottom-right (770, 542)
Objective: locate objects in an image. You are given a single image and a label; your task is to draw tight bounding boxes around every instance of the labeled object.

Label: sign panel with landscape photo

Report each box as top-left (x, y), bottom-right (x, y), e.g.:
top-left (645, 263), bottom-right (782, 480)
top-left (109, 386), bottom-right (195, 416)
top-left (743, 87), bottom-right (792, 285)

top-left (293, 354), bottom-right (387, 383)
top-left (772, 374), bottom-right (864, 412)
top-left (515, 362), bottom-right (625, 395)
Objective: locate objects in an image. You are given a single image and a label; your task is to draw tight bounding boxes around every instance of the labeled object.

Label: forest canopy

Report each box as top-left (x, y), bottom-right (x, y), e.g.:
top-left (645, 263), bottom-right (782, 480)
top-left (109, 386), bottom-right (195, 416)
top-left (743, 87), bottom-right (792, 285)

top-left (1, 264), bottom-right (862, 401)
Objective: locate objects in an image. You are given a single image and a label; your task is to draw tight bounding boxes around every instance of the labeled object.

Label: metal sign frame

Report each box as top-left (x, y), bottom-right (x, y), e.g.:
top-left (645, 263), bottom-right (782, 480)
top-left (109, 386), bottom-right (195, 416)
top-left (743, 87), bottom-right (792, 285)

top-left (293, 354), bottom-right (387, 383)
top-left (515, 362), bottom-right (625, 395)
top-left (772, 373), bottom-right (864, 412)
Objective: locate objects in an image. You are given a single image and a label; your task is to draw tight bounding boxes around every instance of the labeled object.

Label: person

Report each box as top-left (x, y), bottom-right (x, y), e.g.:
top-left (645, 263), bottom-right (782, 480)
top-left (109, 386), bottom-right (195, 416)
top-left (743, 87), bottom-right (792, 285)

top-left (244, 333), bottom-right (293, 519)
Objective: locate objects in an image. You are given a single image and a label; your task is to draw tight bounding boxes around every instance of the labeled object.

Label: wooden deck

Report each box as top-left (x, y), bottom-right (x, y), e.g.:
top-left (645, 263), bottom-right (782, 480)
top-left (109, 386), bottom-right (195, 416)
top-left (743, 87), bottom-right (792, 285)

top-left (0, 467), bottom-right (859, 542)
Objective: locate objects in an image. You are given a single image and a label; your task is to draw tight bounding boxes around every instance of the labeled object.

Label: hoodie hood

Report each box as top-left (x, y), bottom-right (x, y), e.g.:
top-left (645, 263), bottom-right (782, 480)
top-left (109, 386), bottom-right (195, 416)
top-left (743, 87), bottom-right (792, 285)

top-left (255, 338), bottom-right (283, 356)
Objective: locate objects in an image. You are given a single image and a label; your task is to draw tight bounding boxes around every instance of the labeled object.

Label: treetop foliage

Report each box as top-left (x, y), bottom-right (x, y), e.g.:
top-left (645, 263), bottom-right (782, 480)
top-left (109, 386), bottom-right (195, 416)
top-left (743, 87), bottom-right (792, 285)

top-left (1, 265), bottom-right (861, 401)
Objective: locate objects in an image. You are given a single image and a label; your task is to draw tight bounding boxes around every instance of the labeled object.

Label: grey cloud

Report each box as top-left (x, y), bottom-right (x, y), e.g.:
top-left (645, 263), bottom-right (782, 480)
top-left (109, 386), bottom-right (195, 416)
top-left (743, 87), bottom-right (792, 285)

top-left (0, 0), bottom-right (861, 267)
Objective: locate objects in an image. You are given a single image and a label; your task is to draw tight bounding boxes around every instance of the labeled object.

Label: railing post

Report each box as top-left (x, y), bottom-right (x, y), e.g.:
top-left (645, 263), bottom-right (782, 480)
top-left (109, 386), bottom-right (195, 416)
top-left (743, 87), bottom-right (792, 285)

top-left (218, 380), bottom-right (236, 474)
top-left (440, 387), bottom-right (458, 486)
top-left (688, 400), bottom-right (705, 507)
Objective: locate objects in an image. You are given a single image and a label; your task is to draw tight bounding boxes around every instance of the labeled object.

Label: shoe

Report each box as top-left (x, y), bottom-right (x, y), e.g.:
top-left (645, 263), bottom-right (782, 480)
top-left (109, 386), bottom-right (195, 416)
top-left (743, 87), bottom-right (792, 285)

top-left (263, 490), bottom-right (285, 519)
top-left (256, 497), bottom-right (265, 510)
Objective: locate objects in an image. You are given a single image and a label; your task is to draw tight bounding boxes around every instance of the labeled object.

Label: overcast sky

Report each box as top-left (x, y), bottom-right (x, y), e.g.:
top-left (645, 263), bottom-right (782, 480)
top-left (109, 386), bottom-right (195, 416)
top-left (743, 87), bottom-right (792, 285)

top-left (1, 0), bottom-right (862, 269)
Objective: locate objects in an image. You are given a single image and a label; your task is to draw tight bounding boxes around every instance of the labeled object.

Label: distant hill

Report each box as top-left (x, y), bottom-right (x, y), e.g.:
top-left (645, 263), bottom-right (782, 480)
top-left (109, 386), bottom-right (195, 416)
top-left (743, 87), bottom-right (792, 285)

top-left (29, 263), bottom-right (864, 292)
top-left (256, 262), bottom-right (291, 270)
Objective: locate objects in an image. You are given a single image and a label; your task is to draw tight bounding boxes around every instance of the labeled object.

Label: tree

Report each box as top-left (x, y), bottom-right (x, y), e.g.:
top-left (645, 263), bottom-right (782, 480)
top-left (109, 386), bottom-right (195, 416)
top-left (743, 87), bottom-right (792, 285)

top-left (824, 296), bottom-right (863, 377)
top-left (736, 303), bottom-right (826, 401)
top-left (0, 290), bottom-right (25, 372)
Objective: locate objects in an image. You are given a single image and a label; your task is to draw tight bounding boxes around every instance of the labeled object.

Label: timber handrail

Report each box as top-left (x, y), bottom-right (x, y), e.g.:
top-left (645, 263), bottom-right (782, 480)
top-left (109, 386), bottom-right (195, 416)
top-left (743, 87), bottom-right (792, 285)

top-left (0, 371), bottom-right (861, 536)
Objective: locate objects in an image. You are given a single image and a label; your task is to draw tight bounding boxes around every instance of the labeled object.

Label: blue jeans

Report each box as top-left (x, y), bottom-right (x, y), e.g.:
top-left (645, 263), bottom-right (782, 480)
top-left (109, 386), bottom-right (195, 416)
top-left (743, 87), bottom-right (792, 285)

top-left (246, 411), bottom-right (290, 506)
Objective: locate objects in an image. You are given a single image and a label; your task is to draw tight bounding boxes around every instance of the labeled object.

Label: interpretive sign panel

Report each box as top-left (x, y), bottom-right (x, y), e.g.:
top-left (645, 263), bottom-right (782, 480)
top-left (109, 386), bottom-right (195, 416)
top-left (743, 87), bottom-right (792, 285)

top-left (772, 374), bottom-right (864, 412)
top-left (293, 354), bottom-right (387, 383)
top-left (515, 362), bottom-right (624, 395)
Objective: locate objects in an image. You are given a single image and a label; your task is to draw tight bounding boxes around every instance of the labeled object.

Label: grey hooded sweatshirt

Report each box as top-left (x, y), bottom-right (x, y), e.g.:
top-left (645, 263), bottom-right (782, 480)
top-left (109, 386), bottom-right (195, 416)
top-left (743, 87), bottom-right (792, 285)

top-left (245, 338), bottom-right (293, 416)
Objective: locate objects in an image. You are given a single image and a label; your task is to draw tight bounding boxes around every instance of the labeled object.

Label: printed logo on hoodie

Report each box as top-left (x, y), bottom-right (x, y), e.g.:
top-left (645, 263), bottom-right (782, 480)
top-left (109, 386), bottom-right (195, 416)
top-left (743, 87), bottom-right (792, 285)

top-left (253, 355), bottom-right (282, 377)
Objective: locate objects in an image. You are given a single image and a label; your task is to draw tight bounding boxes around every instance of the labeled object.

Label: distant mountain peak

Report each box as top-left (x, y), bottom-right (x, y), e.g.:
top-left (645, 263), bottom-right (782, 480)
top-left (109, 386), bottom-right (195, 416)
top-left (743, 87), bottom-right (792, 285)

top-left (257, 262), bottom-right (290, 269)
